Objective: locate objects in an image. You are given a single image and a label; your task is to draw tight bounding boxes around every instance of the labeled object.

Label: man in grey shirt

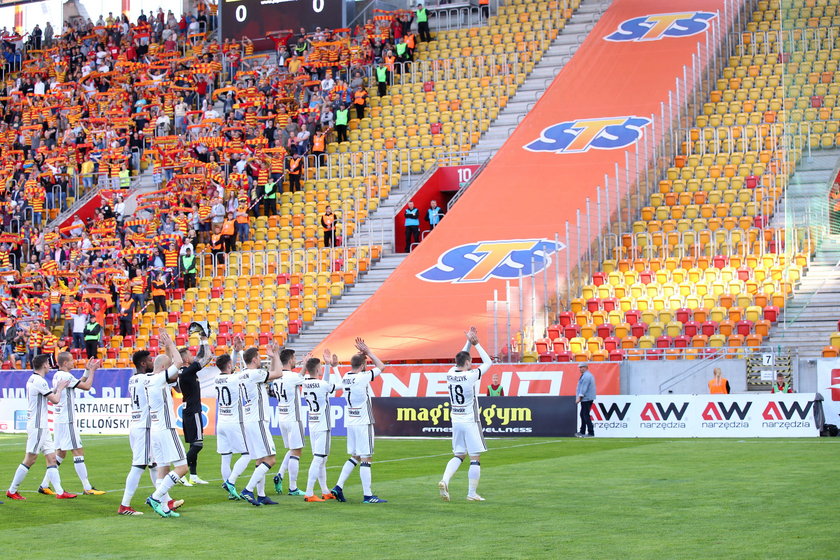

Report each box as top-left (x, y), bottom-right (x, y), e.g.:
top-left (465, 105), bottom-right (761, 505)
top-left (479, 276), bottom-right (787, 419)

top-left (575, 364), bottom-right (596, 438)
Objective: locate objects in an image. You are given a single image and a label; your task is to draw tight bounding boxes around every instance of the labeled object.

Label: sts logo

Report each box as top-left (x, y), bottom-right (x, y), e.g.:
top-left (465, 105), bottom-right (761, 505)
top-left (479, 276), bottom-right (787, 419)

top-left (417, 239), bottom-right (563, 284)
top-left (604, 12), bottom-right (717, 42)
top-left (523, 116), bottom-right (651, 154)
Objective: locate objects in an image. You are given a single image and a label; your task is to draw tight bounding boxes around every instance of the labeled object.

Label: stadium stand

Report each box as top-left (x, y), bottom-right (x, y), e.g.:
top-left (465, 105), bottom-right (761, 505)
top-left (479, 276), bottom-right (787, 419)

top-left (535, 0), bottom-right (840, 362)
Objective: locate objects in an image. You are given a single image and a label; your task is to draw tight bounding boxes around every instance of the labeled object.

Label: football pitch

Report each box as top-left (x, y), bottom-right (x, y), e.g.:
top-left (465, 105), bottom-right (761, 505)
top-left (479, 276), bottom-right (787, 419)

top-left (0, 435), bottom-right (836, 559)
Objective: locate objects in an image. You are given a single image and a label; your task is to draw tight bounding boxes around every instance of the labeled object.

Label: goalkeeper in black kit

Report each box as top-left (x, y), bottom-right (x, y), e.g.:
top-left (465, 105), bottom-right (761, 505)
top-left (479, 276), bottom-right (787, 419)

top-left (177, 330), bottom-right (213, 485)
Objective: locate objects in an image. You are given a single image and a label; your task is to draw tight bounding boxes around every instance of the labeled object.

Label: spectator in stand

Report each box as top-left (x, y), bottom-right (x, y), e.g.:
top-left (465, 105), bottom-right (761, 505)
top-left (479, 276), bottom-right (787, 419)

top-left (708, 367), bottom-right (730, 394)
top-left (416, 4), bottom-right (431, 42)
top-left (404, 200), bottom-right (420, 252)
top-left (376, 61), bottom-right (388, 97)
top-left (486, 373), bottom-right (504, 396)
top-left (71, 306), bottom-right (88, 350)
top-left (151, 272), bottom-right (169, 314)
top-left (287, 153), bottom-right (303, 192)
top-left (427, 200), bottom-right (444, 229)
top-left (321, 206), bottom-right (337, 248)
top-left (312, 130), bottom-right (327, 166)
top-left (575, 364), bottom-right (596, 438)
top-left (334, 103), bottom-right (350, 143)
top-left (83, 314), bottom-right (102, 359)
top-left (772, 373), bottom-right (793, 393)
top-left (353, 85), bottom-right (368, 119)
top-left (118, 292), bottom-right (135, 337)
top-left (180, 245), bottom-right (198, 290)
top-left (221, 211), bottom-right (236, 252)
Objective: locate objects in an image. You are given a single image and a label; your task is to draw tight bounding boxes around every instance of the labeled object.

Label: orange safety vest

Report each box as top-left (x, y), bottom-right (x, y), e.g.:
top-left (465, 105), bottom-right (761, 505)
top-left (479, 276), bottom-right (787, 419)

top-left (708, 377), bottom-right (728, 394)
top-left (405, 34), bottom-right (415, 49)
top-left (354, 89), bottom-right (367, 106)
top-left (151, 280), bottom-right (166, 297)
top-left (120, 297), bottom-right (134, 314)
top-left (289, 157), bottom-right (302, 175)
top-left (385, 55), bottom-right (395, 72)
top-left (221, 219), bottom-right (235, 236)
top-left (211, 233), bottom-right (223, 250)
top-left (322, 213), bottom-right (334, 230)
top-left (312, 134), bottom-right (325, 152)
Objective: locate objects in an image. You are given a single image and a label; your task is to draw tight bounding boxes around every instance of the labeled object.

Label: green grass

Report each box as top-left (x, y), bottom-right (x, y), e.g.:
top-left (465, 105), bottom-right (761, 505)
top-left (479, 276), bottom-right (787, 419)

top-left (0, 435), bottom-right (836, 559)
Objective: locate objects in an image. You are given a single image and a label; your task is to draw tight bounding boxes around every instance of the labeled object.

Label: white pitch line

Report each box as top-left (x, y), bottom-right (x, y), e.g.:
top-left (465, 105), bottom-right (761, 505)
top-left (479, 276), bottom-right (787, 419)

top-left (18, 438), bottom-right (567, 495)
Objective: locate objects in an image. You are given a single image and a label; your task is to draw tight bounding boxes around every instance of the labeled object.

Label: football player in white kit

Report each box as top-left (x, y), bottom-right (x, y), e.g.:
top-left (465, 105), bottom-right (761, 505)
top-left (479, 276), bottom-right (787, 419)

top-left (37, 353), bottom-right (105, 496)
top-left (118, 349), bottom-right (155, 515)
top-left (301, 350), bottom-right (340, 502)
top-left (438, 327), bottom-right (492, 502)
top-left (330, 337), bottom-right (388, 504)
top-left (144, 330), bottom-right (189, 518)
top-left (236, 340), bottom-right (284, 506)
top-left (216, 336), bottom-right (251, 500)
top-left (271, 347), bottom-right (307, 496)
top-left (6, 354), bottom-right (74, 500)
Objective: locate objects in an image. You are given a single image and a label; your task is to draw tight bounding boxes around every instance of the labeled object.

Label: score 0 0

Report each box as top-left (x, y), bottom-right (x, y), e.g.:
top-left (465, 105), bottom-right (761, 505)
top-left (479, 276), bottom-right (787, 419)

top-left (236, 0), bottom-right (324, 21)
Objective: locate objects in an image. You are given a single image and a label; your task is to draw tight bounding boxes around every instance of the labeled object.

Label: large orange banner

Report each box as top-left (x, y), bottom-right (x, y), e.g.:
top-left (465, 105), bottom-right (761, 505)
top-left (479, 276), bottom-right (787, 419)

top-left (316, 0), bottom-right (730, 361)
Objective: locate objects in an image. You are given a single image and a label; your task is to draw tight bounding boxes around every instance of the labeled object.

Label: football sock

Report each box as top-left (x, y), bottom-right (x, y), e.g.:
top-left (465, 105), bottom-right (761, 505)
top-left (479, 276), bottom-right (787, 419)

top-left (288, 455), bottom-right (300, 490)
top-left (74, 456), bottom-right (92, 491)
top-left (336, 458), bottom-right (357, 488)
top-left (359, 462), bottom-right (372, 496)
top-left (305, 456), bottom-right (324, 496)
top-left (148, 464), bottom-right (158, 485)
top-left (154, 478), bottom-right (172, 502)
top-left (228, 454), bottom-right (250, 484)
top-left (442, 456), bottom-right (463, 484)
top-left (220, 453), bottom-right (232, 481)
top-left (468, 461), bottom-right (480, 495)
top-left (39, 456), bottom-right (60, 488)
top-left (278, 450), bottom-right (291, 478)
top-left (9, 463), bottom-right (29, 493)
top-left (121, 466), bottom-right (144, 507)
top-left (245, 462), bottom-right (270, 492)
top-left (318, 460), bottom-right (328, 493)
top-left (186, 443), bottom-right (203, 475)
top-left (152, 472), bottom-right (179, 505)
top-left (256, 474), bottom-right (266, 497)
top-left (47, 465), bottom-right (65, 495)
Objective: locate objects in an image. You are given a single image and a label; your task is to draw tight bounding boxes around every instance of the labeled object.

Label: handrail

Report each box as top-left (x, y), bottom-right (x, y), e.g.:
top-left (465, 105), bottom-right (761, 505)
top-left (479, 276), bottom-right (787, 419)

top-left (391, 162), bottom-right (440, 218)
top-left (447, 155), bottom-right (490, 211)
top-left (658, 349), bottom-right (728, 393)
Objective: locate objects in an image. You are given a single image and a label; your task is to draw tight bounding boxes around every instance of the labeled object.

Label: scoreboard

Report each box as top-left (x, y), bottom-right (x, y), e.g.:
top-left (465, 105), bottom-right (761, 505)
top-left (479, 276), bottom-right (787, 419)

top-left (220, 0), bottom-right (345, 41)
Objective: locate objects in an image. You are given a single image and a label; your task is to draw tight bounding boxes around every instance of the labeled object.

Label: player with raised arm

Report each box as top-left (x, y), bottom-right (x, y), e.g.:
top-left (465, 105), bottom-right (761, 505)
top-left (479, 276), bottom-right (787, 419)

top-left (37, 353), bottom-right (105, 496)
top-left (236, 340), bottom-right (284, 506)
top-left (438, 327), bottom-right (492, 502)
top-left (144, 330), bottom-right (188, 518)
top-left (117, 350), bottom-right (155, 515)
top-left (271, 347), bottom-right (307, 496)
top-left (6, 354), bottom-right (75, 500)
top-left (301, 350), bottom-right (340, 502)
top-left (177, 335), bottom-right (213, 485)
top-left (216, 335), bottom-right (251, 499)
top-left (330, 337), bottom-right (387, 504)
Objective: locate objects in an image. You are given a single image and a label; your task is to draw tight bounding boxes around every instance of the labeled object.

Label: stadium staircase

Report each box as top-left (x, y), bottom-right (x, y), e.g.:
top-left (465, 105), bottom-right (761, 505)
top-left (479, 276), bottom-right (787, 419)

top-left (285, 0), bottom-right (611, 352)
top-left (767, 235), bottom-right (840, 356)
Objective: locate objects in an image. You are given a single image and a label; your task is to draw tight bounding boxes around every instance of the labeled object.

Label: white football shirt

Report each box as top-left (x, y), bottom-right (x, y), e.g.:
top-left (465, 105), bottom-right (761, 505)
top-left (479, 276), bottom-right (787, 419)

top-left (239, 368), bottom-right (270, 423)
top-left (27, 374), bottom-right (52, 430)
top-left (303, 374), bottom-right (337, 432)
top-left (145, 365), bottom-right (179, 431)
top-left (215, 372), bottom-right (243, 425)
top-left (128, 373), bottom-right (151, 428)
top-left (341, 368), bottom-right (380, 426)
top-left (274, 370), bottom-right (305, 423)
top-left (52, 370), bottom-right (81, 424)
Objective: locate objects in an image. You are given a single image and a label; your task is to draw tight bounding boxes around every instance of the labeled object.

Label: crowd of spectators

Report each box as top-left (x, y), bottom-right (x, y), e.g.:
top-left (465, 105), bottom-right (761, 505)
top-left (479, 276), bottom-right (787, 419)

top-left (0, 3), bottom-right (431, 369)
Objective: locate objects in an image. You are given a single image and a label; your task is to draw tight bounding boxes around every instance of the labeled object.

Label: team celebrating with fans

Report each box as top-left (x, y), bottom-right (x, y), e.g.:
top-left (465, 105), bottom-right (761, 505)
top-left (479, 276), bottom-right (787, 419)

top-left (5, 326), bottom-right (493, 514)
